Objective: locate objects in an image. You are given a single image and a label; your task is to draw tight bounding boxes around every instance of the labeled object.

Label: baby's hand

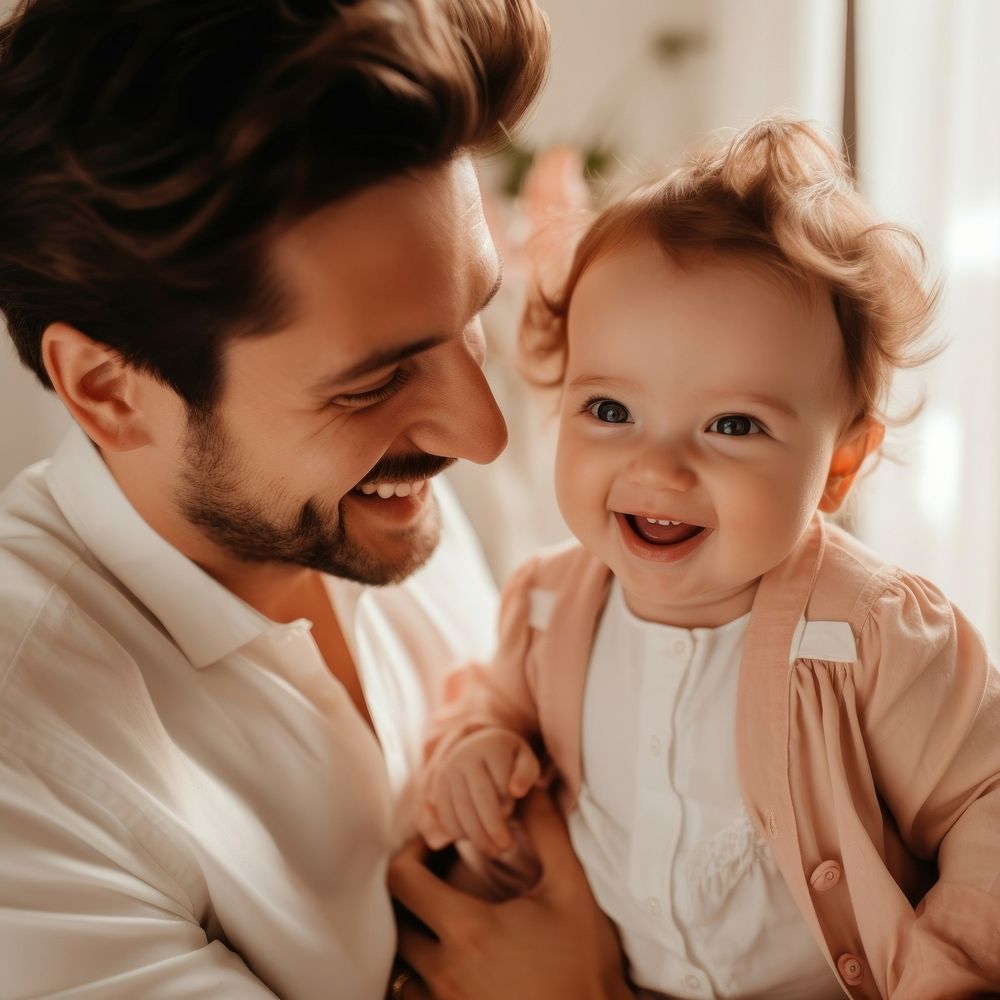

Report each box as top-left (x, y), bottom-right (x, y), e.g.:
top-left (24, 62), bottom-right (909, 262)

top-left (419, 728), bottom-right (541, 857)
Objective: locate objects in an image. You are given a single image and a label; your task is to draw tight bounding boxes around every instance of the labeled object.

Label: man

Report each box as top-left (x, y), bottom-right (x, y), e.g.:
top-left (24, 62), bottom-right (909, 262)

top-left (0, 1), bottom-right (633, 997)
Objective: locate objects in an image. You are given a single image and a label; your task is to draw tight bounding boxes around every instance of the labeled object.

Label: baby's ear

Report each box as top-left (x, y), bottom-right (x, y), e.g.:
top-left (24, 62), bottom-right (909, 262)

top-left (819, 417), bottom-right (885, 513)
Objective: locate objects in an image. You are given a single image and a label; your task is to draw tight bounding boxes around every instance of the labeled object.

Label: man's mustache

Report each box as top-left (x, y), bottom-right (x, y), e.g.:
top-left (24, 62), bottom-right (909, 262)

top-left (355, 453), bottom-right (455, 488)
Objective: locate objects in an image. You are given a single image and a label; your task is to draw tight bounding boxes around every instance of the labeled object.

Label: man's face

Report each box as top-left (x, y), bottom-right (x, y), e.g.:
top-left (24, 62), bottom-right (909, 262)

top-left (174, 157), bottom-right (507, 585)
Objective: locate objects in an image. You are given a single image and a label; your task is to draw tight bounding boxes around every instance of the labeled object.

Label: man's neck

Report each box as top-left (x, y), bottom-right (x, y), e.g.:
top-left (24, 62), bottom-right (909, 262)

top-left (101, 437), bottom-right (374, 728)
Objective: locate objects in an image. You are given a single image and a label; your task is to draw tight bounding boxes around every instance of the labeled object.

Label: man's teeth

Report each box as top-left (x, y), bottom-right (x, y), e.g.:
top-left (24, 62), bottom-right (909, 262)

top-left (645, 518), bottom-right (683, 526)
top-left (359, 480), bottom-right (423, 499)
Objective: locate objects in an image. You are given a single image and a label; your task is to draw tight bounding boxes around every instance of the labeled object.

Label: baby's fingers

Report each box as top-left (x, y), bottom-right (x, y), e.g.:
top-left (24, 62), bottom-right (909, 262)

top-left (507, 742), bottom-right (541, 799)
top-left (417, 802), bottom-right (455, 850)
top-left (466, 762), bottom-right (515, 853)
top-left (450, 769), bottom-right (510, 857)
top-left (419, 773), bottom-right (462, 849)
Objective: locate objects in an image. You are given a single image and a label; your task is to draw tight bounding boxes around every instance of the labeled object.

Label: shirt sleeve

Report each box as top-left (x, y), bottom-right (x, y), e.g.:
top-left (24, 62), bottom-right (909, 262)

top-left (0, 745), bottom-right (280, 1000)
top-left (857, 572), bottom-right (1000, 997)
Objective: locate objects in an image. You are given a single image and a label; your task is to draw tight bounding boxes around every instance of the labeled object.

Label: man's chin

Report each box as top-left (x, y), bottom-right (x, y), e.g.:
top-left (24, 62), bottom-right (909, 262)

top-left (307, 496), bottom-right (442, 586)
top-left (176, 468), bottom-right (443, 587)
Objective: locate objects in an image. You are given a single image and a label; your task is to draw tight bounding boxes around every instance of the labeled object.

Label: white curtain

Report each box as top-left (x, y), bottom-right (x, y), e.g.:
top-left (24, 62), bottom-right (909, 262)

top-left (853, 0), bottom-right (1000, 658)
top-left (701, 0), bottom-right (846, 134)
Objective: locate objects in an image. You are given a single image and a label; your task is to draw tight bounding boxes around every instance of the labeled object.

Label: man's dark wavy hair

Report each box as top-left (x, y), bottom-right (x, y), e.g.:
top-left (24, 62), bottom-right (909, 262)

top-left (0, 0), bottom-right (548, 408)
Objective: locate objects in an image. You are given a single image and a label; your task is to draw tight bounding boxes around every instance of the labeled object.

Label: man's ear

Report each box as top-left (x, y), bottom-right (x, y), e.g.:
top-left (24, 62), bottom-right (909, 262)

top-left (819, 416), bottom-right (885, 513)
top-left (41, 323), bottom-right (151, 453)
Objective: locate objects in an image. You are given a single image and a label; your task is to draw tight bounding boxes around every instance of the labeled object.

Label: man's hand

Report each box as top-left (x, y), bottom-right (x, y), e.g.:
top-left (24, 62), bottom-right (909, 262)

top-left (390, 789), bottom-right (635, 1000)
top-left (419, 727), bottom-right (541, 856)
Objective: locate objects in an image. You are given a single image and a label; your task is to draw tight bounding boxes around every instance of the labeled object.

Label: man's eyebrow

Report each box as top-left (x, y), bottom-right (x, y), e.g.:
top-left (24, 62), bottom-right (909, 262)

top-left (310, 260), bottom-right (504, 392)
top-left (315, 336), bottom-right (450, 390)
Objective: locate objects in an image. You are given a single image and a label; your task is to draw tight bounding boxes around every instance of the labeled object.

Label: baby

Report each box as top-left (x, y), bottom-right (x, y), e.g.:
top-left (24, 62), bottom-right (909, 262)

top-left (418, 118), bottom-right (1000, 1000)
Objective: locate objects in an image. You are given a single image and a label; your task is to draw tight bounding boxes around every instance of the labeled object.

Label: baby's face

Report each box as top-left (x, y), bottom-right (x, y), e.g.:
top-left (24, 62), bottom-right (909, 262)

top-left (554, 237), bottom-right (854, 627)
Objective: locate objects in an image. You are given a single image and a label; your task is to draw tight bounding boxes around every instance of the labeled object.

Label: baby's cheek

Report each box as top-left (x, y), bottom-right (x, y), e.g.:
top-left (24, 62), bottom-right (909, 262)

top-left (554, 441), bottom-right (602, 536)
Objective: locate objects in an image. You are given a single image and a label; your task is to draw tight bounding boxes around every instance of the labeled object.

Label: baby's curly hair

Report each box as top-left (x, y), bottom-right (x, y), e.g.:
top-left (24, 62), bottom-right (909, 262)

top-left (522, 116), bottom-right (939, 426)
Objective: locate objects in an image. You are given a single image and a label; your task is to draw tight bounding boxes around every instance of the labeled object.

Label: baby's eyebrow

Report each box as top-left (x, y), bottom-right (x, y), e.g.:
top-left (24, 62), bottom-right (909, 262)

top-left (720, 392), bottom-right (799, 419)
top-left (567, 374), bottom-right (637, 392)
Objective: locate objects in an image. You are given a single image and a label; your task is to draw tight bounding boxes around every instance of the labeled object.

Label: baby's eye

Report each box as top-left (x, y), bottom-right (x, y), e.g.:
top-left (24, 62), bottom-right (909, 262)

top-left (708, 414), bottom-right (762, 436)
top-left (587, 398), bottom-right (632, 424)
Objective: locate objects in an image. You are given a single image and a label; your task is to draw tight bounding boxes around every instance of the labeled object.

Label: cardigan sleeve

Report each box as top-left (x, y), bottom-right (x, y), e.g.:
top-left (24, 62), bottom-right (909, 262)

top-left (857, 571), bottom-right (1000, 997)
top-left (418, 555), bottom-right (545, 845)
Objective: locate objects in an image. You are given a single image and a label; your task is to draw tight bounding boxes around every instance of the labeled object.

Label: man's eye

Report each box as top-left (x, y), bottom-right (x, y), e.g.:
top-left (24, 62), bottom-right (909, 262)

top-left (332, 369), bottom-right (409, 408)
top-left (708, 414), bottom-right (762, 436)
top-left (586, 398), bottom-right (632, 424)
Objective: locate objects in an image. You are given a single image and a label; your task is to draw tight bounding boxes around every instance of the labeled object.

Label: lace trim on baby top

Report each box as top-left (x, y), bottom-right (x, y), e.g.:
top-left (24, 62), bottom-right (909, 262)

top-left (682, 809), bottom-right (771, 923)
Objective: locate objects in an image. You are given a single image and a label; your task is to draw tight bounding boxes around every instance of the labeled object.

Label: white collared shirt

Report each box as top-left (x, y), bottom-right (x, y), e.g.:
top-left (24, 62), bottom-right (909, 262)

top-left (0, 426), bottom-right (498, 1000)
top-left (569, 582), bottom-right (843, 1000)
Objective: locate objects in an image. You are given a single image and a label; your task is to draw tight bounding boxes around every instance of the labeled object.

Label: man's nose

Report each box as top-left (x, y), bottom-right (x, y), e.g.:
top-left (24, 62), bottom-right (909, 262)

top-left (407, 336), bottom-right (508, 464)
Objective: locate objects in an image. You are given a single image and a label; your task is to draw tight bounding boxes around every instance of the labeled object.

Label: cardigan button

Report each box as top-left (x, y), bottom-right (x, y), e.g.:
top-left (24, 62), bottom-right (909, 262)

top-left (837, 953), bottom-right (865, 986)
top-left (809, 860), bottom-right (842, 892)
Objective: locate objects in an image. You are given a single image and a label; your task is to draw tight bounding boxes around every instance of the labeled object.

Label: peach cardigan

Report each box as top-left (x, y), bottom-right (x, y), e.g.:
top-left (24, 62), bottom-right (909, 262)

top-left (426, 516), bottom-right (1000, 999)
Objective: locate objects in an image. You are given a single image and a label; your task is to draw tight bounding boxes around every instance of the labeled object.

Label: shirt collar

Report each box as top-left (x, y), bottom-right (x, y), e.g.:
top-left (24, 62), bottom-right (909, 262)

top-left (45, 424), bottom-right (281, 668)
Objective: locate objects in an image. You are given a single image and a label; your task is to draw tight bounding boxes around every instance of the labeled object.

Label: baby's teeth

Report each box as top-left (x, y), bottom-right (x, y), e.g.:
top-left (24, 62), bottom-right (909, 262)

top-left (646, 517), bottom-right (657, 524)
top-left (361, 483), bottom-right (377, 495)
top-left (376, 483), bottom-right (396, 499)
top-left (394, 483), bottom-right (412, 498)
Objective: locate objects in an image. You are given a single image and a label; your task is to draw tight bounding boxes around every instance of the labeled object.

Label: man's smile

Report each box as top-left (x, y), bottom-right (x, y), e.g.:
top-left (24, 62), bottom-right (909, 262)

top-left (343, 477), bottom-right (431, 520)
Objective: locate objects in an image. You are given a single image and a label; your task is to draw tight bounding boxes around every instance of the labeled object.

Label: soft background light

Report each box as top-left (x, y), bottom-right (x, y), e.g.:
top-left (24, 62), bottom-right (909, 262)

top-left (1, 0), bottom-right (997, 657)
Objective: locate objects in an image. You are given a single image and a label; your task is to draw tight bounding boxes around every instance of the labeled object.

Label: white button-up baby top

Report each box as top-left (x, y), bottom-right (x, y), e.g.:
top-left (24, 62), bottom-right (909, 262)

top-left (569, 581), bottom-right (844, 1000)
top-left (0, 426), bottom-right (498, 1000)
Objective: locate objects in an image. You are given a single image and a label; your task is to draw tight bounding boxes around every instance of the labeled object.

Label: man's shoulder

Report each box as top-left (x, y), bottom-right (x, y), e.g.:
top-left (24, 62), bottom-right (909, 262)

top-left (0, 459), bottom-right (86, 673)
top-left (0, 459), bottom-right (148, 753)
top-left (0, 454), bottom-right (85, 564)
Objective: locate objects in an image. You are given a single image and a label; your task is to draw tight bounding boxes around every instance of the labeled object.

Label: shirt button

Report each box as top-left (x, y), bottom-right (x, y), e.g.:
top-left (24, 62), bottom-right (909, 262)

top-left (645, 896), bottom-right (661, 917)
top-left (682, 974), bottom-right (701, 990)
top-left (837, 953), bottom-right (865, 986)
top-left (810, 860), bottom-right (842, 892)
top-left (649, 735), bottom-right (662, 756)
top-left (673, 639), bottom-right (688, 655)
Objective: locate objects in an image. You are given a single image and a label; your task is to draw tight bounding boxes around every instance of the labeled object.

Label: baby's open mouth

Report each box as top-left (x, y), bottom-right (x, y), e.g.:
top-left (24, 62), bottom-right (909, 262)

top-left (625, 515), bottom-right (704, 546)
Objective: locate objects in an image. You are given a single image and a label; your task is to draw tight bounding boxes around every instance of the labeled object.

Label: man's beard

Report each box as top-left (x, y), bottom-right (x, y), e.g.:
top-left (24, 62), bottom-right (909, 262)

top-left (175, 408), bottom-right (450, 586)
